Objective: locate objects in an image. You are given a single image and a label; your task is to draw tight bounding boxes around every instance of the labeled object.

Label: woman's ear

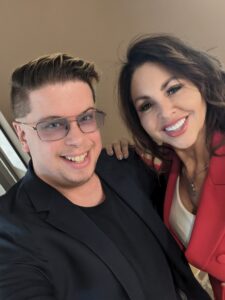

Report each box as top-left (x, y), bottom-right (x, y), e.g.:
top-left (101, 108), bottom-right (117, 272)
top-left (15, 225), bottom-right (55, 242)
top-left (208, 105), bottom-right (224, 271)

top-left (12, 122), bottom-right (30, 153)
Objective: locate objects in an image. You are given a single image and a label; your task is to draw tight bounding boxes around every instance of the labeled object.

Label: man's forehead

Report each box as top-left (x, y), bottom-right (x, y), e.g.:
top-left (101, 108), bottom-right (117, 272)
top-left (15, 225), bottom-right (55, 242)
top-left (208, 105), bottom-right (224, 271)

top-left (25, 81), bottom-right (95, 122)
top-left (28, 80), bottom-right (93, 98)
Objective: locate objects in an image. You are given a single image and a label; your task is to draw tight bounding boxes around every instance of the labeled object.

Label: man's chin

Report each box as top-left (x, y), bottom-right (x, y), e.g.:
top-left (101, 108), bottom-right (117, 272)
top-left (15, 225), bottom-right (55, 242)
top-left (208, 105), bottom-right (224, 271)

top-left (62, 173), bottom-right (94, 189)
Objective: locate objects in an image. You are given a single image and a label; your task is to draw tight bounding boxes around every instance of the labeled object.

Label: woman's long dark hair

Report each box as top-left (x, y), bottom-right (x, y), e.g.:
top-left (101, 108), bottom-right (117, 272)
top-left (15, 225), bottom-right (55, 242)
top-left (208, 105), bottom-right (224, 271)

top-left (118, 34), bottom-right (225, 161)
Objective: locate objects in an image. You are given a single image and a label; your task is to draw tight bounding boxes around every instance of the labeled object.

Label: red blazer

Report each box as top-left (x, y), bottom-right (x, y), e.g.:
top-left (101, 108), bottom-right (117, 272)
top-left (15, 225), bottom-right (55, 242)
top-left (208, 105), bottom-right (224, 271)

top-left (163, 133), bottom-right (225, 300)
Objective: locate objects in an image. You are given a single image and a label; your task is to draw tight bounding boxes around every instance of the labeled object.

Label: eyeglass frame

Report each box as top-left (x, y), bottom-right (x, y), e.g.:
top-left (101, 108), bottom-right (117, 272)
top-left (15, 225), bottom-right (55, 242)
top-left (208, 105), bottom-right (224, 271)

top-left (15, 108), bottom-right (106, 141)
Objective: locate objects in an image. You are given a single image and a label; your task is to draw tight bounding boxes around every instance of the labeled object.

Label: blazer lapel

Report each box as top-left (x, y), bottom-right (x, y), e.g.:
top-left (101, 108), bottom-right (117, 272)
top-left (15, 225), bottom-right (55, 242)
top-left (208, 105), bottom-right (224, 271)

top-left (161, 133), bottom-right (225, 280)
top-left (186, 137), bottom-right (225, 273)
top-left (163, 155), bottom-right (184, 248)
top-left (22, 168), bottom-right (145, 300)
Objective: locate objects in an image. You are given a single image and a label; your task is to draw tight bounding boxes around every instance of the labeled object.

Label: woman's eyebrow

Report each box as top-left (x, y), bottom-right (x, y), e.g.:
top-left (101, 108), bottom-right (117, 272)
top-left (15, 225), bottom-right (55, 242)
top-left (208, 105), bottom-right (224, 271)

top-left (160, 76), bottom-right (177, 91)
top-left (133, 95), bottom-right (153, 104)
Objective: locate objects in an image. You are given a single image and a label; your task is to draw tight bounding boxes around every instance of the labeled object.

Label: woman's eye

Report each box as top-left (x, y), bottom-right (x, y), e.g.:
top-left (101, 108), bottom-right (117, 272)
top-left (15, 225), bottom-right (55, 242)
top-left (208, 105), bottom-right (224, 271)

top-left (138, 102), bottom-right (152, 112)
top-left (167, 84), bottom-right (182, 96)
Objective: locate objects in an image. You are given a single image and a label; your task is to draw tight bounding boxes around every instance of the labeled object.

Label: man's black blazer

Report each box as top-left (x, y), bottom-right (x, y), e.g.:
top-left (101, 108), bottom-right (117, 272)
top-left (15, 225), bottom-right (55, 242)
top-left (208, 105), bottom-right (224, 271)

top-left (0, 150), bottom-right (210, 299)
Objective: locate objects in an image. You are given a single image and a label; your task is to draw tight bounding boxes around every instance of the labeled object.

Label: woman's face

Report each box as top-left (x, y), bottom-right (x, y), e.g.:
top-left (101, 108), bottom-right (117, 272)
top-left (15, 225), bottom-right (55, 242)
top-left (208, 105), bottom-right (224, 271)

top-left (131, 62), bottom-right (207, 151)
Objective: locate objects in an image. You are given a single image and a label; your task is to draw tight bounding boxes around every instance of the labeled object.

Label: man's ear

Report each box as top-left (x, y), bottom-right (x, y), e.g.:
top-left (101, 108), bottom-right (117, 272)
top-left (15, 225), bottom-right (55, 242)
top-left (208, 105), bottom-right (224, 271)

top-left (12, 122), bottom-right (30, 153)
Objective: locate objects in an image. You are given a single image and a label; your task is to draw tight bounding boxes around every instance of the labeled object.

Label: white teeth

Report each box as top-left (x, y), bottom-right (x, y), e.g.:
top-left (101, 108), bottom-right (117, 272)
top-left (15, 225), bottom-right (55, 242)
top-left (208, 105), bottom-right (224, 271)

top-left (165, 118), bottom-right (186, 132)
top-left (65, 153), bottom-right (87, 163)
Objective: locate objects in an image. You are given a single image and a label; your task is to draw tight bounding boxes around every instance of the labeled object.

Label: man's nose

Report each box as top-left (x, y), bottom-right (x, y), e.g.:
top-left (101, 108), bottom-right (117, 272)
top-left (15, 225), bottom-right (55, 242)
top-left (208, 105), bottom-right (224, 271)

top-left (64, 121), bottom-right (85, 146)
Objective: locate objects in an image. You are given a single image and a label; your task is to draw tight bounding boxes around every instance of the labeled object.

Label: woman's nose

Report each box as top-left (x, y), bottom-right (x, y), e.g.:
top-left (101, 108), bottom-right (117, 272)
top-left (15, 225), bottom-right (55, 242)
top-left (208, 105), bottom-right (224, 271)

top-left (156, 98), bottom-right (176, 120)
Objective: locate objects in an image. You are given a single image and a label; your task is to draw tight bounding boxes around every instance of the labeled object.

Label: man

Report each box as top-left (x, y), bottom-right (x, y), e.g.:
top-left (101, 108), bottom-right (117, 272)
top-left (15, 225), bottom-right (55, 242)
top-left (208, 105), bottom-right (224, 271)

top-left (0, 53), bottom-right (210, 299)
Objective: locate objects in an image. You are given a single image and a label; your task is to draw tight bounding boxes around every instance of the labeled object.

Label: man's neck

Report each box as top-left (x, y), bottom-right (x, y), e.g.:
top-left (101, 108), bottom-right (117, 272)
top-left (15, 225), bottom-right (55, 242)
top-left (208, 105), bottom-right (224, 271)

top-left (58, 174), bottom-right (105, 207)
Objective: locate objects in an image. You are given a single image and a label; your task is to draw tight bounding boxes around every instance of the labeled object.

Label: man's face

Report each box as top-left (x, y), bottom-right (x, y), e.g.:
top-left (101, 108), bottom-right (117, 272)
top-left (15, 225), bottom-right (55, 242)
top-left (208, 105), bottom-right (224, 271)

top-left (14, 81), bottom-right (102, 191)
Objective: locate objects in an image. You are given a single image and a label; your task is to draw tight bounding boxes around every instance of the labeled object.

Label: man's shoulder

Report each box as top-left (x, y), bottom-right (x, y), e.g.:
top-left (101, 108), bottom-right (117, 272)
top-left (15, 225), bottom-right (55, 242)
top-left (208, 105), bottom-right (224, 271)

top-left (98, 148), bottom-right (138, 167)
top-left (98, 148), bottom-right (156, 175)
top-left (0, 182), bottom-right (34, 249)
top-left (97, 148), bottom-right (157, 191)
top-left (0, 180), bottom-right (23, 212)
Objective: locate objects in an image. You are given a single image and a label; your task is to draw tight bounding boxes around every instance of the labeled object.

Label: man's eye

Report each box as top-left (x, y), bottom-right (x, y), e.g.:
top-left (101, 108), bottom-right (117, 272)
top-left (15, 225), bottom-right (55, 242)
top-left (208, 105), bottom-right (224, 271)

top-left (42, 120), bottom-right (65, 130)
top-left (166, 84), bottom-right (182, 96)
top-left (138, 102), bottom-right (152, 112)
top-left (80, 113), bottom-right (94, 122)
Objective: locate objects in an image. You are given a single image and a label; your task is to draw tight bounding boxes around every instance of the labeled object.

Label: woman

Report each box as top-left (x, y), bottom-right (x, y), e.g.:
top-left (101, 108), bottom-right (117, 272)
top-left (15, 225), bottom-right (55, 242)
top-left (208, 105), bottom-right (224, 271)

top-left (107, 35), bottom-right (225, 299)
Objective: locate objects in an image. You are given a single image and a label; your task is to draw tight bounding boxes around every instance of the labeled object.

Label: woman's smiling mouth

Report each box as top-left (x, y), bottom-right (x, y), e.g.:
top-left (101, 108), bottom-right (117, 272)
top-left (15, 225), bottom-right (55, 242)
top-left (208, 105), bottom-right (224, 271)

top-left (163, 116), bottom-right (188, 137)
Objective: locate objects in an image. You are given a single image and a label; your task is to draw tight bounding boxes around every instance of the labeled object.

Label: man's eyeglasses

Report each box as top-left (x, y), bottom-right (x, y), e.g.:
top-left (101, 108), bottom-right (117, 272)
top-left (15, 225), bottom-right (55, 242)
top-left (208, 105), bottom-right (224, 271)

top-left (16, 108), bottom-right (106, 141)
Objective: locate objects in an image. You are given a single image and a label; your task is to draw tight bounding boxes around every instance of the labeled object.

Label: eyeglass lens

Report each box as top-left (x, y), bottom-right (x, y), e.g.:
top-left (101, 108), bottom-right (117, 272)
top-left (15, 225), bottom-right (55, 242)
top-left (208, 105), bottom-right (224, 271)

top-left (36, 110), bottom-right (105, 141)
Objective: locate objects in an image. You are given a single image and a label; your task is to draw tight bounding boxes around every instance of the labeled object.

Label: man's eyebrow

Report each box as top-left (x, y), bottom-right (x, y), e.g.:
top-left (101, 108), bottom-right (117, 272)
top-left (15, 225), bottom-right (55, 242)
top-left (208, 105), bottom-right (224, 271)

top-left (37, 116), bottom-right (62, 123)
top-left (37, 107), bottom-right (95, 122)
top-left (78, 107), bottom-right (96, 116)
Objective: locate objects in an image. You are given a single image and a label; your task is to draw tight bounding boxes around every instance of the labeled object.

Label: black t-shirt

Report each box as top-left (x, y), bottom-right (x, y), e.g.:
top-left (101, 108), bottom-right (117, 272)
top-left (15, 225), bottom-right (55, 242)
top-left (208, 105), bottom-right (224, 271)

top-left (81, 181), bottom-right (180, 300)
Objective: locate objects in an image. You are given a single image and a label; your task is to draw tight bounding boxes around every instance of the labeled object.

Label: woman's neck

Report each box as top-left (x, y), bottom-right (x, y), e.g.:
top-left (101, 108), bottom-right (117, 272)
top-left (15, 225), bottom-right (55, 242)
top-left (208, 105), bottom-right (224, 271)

top-left (175, 129), bottom-right (210, 214)
top-left (175, 129), bottom-right (210, 178)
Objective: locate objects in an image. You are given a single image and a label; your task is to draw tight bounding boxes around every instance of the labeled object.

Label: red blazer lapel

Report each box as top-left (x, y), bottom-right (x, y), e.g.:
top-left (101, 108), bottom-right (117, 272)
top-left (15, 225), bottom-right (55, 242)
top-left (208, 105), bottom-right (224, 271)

top-left (185, 135), bottom-right (225, 281)
top-left (163, 133), bottom-right (225, 282)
